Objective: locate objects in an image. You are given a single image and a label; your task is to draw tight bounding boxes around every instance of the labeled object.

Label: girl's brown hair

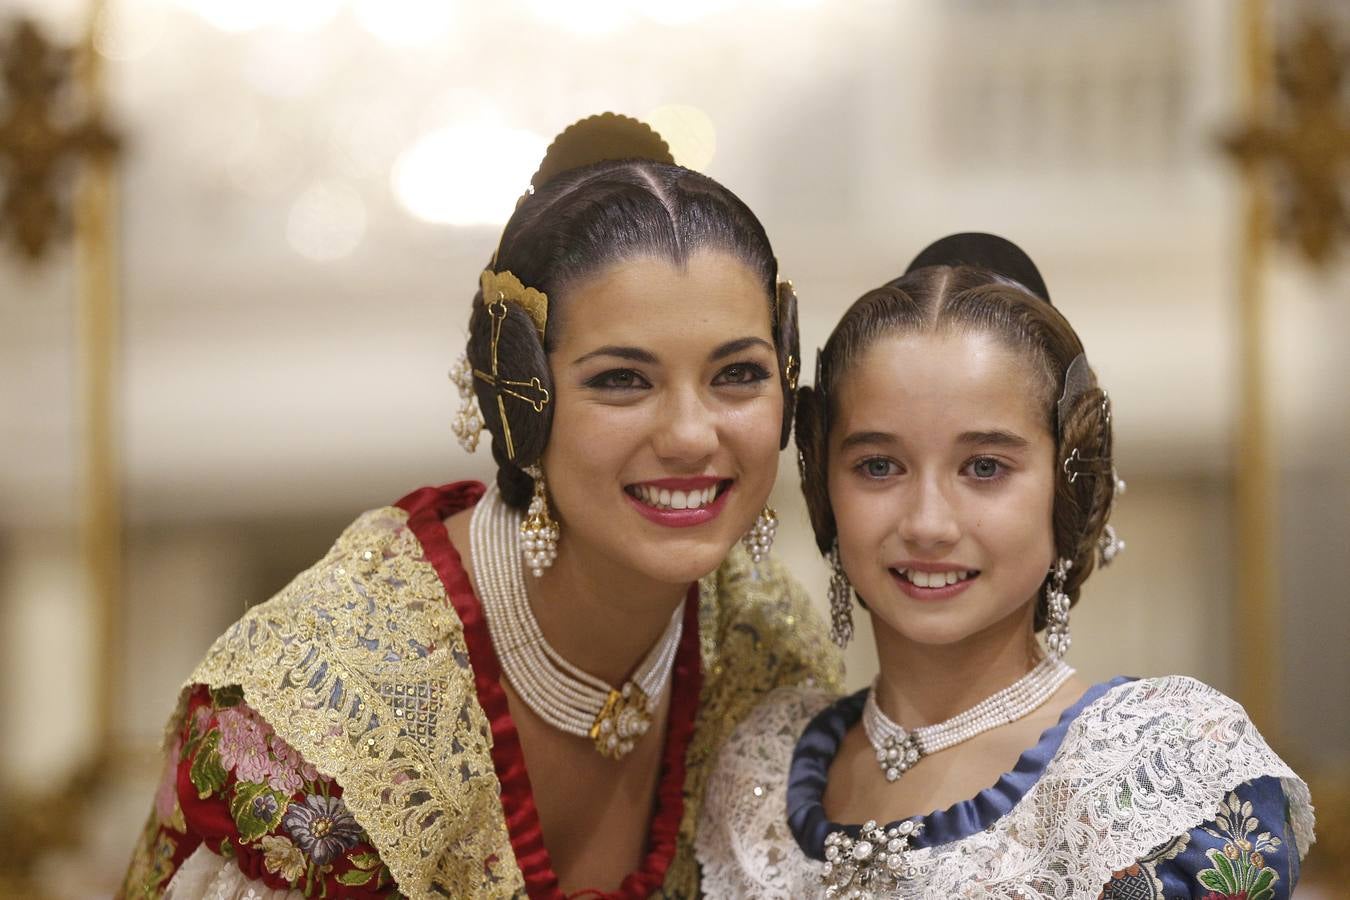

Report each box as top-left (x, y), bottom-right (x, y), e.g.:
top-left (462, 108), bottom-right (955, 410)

top-left (795, 257), bottom-right (1114, 628)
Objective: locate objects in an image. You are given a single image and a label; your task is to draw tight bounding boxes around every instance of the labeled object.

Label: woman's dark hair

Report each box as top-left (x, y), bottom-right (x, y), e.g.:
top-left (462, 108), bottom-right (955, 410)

top-left (467, 157), bottom-right (796, 508)
top-left (795, 264), bottom-right (1115, 627)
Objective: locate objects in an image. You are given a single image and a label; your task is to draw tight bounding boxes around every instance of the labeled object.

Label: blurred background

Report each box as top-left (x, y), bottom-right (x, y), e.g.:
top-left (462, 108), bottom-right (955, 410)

top-left (1, 0), bottom-right (1347, 895)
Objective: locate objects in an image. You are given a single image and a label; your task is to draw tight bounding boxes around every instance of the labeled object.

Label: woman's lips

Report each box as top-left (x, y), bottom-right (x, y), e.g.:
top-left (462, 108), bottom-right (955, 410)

top-left (624, 479), bottom-right (733, 528)
top-left (889, 566), bottom-right (979, 601)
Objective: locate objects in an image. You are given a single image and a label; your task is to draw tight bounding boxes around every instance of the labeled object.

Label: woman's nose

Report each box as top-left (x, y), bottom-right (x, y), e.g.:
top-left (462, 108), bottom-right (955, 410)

top-left (651, 386), bottom-right (719, 465)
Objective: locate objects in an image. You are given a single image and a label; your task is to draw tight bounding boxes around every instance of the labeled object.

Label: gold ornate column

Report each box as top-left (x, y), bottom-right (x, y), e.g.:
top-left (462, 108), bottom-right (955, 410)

top-left (1225, 0), bottom-right (1279, 740)
top-left (0, 4), bottom-right (121, 895)
top-left (1222, 7), bottom-right (1350, 884)
top-left (1222, 6), bottom-right (1350, 737)
top-left (75, 0), bottom-right (124, 757)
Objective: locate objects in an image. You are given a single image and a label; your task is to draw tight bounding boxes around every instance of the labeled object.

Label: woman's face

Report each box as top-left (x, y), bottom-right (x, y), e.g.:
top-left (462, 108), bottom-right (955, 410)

top-left (827, 330), bottom-right (1057, 650)
top-left (541, 249), bottom-right (782, 586)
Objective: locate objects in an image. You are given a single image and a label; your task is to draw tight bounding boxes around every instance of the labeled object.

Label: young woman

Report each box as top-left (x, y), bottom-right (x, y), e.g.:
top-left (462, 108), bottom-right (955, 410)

top-left (119, 114), bottom-right (840, 900)
top-left (697, 234), bottom-right (1314, 898)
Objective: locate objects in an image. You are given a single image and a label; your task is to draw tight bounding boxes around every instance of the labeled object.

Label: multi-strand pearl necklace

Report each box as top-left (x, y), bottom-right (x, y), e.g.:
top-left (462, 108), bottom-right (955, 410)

top-left (862, 657), bottom-right (1074, 782)
top-left (469, 484), bottom-right (684, 760)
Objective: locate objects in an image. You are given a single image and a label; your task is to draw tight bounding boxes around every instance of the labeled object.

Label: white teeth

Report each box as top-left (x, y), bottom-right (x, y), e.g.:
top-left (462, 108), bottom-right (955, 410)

top-left (632, 484), bottom-right (720, 510)
top-left (898, 568), bottom-right (971, 588)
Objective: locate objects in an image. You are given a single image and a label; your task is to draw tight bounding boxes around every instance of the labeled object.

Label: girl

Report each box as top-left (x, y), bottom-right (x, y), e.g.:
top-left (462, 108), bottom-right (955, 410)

top-left (697, 234), bottom-right (1313, 898)
top-left (120, 114), bottom-right (839, 900)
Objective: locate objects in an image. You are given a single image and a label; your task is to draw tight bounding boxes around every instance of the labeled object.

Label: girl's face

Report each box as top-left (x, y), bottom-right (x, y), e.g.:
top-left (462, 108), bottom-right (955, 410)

top-left (541, 249), bottom-right (783, 587)
top-left (827, 330), bottom-right (1057, 650)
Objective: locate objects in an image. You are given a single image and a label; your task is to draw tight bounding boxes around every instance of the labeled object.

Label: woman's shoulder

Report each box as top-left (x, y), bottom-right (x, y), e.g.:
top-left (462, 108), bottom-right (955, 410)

top-left (700, 547), bottom-right (844, 695)
top-left (144, 482), bottom-right (522, 898)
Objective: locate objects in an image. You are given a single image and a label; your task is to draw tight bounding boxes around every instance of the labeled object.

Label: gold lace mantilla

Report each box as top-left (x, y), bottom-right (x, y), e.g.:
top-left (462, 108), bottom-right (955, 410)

top-left (155, 504), bottom-right (840, 899)
top-left (180, 506), bottom-right (521, 897)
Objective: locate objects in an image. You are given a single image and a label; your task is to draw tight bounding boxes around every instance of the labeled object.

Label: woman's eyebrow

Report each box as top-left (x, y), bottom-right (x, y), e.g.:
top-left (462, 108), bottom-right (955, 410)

top-left (572, 345), bottom-right (659, 366)
top-left (957, 429), bottom-right (1030, 448)
top-left (709, 336), bottom-right (774, 361)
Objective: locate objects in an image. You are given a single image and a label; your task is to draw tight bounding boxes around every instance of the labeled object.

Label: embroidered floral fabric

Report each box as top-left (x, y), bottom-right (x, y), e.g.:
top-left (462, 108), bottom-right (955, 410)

top-left (119, 485), bottom-right (842, 900)
top-left (154, 685), bottom-right (398, 898)
top-left (696, 677), bottom-right (1314, 899)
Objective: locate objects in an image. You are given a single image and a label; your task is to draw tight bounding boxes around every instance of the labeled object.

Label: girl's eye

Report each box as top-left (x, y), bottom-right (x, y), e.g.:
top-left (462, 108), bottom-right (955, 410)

top-left (585, 369), bottom-right (650, 391)
top-left (858, 458), bottom-right (899, 479)
top-left (966, 457), bottom-right (1003, 480)
top-left (713, 362), bottom-right (772, 386)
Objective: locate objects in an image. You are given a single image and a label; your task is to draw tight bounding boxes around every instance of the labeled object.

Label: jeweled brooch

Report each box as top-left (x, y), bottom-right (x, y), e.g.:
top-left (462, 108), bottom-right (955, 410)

top-left (821, 818), bottom-right (921, 898)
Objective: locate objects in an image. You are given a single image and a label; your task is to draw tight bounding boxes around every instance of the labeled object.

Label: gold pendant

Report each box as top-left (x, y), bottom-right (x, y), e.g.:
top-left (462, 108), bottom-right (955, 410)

top-left (589, 683), bottom-right (653, 759)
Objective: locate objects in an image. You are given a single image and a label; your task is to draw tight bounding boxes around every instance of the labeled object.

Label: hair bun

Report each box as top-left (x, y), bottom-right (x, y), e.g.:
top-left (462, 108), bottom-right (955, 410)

top-left (905, 232), bottom-right (1051, 304)
top-left (530, 113), bottom-right (676, 192)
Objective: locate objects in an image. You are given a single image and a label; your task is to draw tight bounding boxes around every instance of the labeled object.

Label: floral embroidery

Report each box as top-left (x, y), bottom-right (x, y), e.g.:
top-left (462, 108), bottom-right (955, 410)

top-left (136, 685), bottom-right (400, 897)
top-left (284, 794), bottom-right (364, 865)
top-left (262, 834), bottom-right (307, 882)
top-left (1196, 790), bottom-right (1283, 900)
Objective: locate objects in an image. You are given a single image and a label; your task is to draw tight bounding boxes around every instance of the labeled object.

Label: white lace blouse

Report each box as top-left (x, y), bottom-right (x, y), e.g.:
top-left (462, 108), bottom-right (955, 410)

top-left (696, 675), bottom-right (1314, 899)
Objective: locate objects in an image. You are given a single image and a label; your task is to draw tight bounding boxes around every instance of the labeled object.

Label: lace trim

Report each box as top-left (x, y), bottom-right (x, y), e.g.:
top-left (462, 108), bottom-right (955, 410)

top-left (697, 676), bottom-right (1315, 899)
top-left (166, 847), bottom-right (304, 900)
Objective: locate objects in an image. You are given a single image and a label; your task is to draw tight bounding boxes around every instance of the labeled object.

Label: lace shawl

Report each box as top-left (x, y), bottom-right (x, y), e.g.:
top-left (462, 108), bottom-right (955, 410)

top-left (126, 495), bottom-right (842, 900)
top-left (696, 676), bottom-right (1314, 899)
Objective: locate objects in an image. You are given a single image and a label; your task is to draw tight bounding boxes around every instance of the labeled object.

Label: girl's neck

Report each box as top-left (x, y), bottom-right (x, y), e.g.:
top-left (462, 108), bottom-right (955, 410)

top-left (528, 533), bottom-right (692, 687)
top-left (870, 605), bottom-right (1042, 729)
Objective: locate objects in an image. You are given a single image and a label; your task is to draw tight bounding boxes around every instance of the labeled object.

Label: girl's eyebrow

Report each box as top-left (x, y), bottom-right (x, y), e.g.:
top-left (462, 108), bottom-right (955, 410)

top-left (957, 429), bottom-right (1030, 448)
top-left (839, 430), bottom-right (896, 452)
top-left (572, 345), bottom-right (657, 365)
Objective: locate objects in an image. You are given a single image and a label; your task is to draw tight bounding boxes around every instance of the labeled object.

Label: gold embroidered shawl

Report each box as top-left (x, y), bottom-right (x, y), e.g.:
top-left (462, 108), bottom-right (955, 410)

top-left (136, 503), bottom-right (840, 899)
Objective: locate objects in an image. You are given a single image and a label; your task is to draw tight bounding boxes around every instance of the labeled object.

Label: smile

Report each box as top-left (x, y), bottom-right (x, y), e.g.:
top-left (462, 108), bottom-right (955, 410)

top-left (889, 566), bottom-right (980, 601)
top-left (625, 481), bottom-right (728, 511)
top-left (893, 568), bottom-right (978, 588)
top-left (623, 478), bottom-right (733, 528)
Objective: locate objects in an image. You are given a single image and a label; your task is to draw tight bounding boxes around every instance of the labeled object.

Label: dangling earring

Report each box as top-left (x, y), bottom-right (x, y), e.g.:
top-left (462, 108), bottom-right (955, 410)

top-left (742, 506), bottom-right (778, 573)
top-left (827, 539), bottom-right (854, 648)
top-left (450, 354), bottom-right (484, 453)
top-left (1043, 557), bottom-right (1073, 659)
top-left (520, 465), bottom-right (559, 577)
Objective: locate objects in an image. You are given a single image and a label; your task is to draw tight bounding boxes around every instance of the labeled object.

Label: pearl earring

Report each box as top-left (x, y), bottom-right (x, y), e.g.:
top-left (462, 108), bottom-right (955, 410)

top-left (520, 465), bottom-right (559, 577)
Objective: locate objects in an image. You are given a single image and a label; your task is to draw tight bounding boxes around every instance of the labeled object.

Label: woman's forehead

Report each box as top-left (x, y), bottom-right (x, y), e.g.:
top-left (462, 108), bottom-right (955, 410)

top-left (552, 250), bottom-right (773, 352)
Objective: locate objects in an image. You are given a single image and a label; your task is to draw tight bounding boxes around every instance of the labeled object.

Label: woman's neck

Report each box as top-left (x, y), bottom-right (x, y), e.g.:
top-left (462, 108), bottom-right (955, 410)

top-left (528, 535), bottom-right (691, 687)
top-left (870, 605), bottom-right (1042, 729)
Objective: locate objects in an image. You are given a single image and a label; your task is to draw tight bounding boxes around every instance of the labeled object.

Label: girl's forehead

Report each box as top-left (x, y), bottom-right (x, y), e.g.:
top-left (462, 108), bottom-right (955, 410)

top-left (835, 331), bottom-right (1050, 437)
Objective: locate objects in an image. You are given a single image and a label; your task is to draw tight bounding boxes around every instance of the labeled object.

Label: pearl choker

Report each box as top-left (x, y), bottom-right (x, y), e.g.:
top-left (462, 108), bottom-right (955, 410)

top-left (469, 484), bottom-right (684, 760)
top-left (862, 657), bottom-right (1074, 782)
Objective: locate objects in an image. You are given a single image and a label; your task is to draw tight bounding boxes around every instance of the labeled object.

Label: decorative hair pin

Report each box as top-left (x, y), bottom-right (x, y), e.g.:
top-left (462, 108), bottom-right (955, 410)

top-left (452, 268), bottom-right (552, 458)
top-left (1062, 447), bottom-right (1114, 484)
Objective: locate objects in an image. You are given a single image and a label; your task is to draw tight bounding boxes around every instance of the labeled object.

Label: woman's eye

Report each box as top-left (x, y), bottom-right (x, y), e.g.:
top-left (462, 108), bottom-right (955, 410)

top-left (858, 458), bottom-right (898, 479)
top-left (966, 457), bottom-right (1003, 479)
top-left (713, 362), bottom-right (771, 386)
top-left (586, 369), bottom-right (649, 390)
